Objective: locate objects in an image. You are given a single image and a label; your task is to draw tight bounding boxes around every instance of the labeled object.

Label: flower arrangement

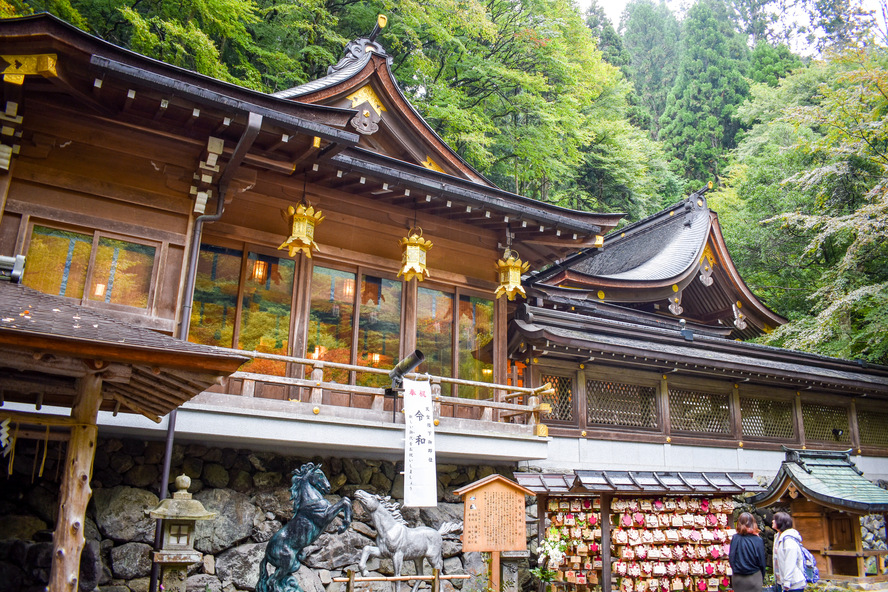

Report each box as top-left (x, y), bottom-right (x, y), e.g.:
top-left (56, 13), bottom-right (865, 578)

top-left (530, 535), bottom-right (567, 582)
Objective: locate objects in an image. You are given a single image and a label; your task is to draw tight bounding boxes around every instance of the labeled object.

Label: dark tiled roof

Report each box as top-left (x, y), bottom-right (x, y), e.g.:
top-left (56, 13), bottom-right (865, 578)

top-left (0, 282), bottom-right (239, 361)
top-left (512, 313), bottom-right (888, 393)
top-left (750, 448), bottom-right (888, 513)
top-left (0, 282), bottom-right (247, 420)
top-left (515, 471), bottom-right (762, 496)
top-left (571, 198), bottom-right (710, 281)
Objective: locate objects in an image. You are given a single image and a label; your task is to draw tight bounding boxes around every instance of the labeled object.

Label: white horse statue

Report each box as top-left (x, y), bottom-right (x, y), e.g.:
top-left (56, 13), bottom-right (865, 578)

top-left (354, 490), bottom-right (461, 592)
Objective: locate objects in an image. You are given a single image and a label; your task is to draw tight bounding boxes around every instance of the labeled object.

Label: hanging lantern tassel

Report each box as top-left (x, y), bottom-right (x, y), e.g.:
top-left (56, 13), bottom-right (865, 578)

top-left (398, 227), bottom-right (432, 282)
top-left (278, 203), bottom-right (325, 258)
top-left (495, 249), bottom-right (531, 300)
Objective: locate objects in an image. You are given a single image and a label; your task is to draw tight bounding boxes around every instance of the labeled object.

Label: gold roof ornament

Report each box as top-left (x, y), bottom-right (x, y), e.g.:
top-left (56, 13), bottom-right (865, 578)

top-left (495, 248), bottom-right (530, 300)
top-left (398, 227), bottom-right (432, 282)
top-left (279, 201), bottom-right (325, 258)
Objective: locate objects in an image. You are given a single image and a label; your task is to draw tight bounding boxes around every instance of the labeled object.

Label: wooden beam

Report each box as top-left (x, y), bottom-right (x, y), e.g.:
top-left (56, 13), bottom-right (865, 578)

top-left (0, 408), bottom-right (78, 426)
top-left (0, 373), bottom-right (78, 396)
top-left (107, 390), bottom-right (162, 423)
top-left (49, 373), bottom-right (103, 592)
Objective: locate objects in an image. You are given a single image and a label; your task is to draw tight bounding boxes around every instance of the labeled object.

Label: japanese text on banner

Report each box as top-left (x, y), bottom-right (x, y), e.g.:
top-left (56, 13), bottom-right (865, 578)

top-left (403, 378), bottom-right (437, 507)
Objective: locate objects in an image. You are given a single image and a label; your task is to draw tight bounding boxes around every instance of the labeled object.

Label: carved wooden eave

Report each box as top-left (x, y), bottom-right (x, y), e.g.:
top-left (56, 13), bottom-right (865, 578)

top-left (528, 188), bottom-right (785, 338)
top-left (271, 35), bottom-right (630, 264)
top-left (507, 303), bottom-right (888, 399)
top-left (274, 36), bottom-right (489, 185)
top-left (0, 14), bottom-right (624, 267)
top-left (749, 448), bottom-right (888, 514)
top-left (0, 282), bottom-right (247, 423)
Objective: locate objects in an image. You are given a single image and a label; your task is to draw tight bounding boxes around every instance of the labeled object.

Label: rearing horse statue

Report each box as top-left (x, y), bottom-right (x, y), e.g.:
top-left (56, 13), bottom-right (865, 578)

top-left (355, 490), bottom-right (461, 592)
top-left (257, 463), bottom-right (352, 592)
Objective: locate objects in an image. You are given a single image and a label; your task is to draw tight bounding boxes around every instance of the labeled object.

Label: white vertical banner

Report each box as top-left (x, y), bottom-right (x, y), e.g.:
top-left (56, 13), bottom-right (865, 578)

top-left (402, 378), bottom-right (437, 507)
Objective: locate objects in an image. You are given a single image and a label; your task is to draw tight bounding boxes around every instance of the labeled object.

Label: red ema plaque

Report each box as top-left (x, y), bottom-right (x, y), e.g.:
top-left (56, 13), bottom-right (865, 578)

top-left (453, 474), bottom-right (534, 552)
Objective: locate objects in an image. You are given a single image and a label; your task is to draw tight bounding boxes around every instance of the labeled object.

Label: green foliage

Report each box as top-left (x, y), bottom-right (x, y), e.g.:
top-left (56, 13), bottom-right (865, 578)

top-left (729, 0), bottom-right (775, 44)
top-left (722, 43), bottom-right (888, 364)
top-left (659, 0), bottom-right (749, 187)
top-left (749, 41), bottom-right (803, 87)
top-left (620, 0), bottom-right (681, 139)
top-left (802, 0), bottom-right (874, 51)
top-left (586, 1), bottom-right (631, 71)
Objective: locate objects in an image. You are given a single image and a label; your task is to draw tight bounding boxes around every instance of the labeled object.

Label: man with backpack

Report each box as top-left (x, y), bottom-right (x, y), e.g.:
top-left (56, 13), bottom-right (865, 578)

top-left (772, 512), bottom-right (819, 592)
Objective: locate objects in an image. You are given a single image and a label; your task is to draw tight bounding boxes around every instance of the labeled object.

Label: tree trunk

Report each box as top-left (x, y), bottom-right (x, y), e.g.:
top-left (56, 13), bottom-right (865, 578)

top-left (49, 373), bottom-right (103, 592)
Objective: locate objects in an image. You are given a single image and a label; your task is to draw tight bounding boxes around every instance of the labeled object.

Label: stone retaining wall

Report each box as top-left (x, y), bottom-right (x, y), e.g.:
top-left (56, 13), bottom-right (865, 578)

top-left (0, 437), bottom-right (536, 592)
top-left (2, 438), bottom-right (885, 592)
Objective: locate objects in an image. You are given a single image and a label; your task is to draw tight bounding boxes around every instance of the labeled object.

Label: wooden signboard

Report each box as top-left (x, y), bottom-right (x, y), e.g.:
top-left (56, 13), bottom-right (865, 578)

top-left (453, 474), bottom-right (533, 552)
top-left (454, 475), bottom-right (535, 592)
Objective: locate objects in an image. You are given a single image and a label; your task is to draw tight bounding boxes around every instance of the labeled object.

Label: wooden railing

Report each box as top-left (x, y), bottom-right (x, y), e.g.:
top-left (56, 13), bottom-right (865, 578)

top-left (207, 348), bottom-right (553, 432)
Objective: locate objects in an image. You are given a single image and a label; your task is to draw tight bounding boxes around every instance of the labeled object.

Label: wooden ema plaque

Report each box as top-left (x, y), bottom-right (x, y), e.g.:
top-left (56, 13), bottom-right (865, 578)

top-left (453, 474), bottom-right (533, 552)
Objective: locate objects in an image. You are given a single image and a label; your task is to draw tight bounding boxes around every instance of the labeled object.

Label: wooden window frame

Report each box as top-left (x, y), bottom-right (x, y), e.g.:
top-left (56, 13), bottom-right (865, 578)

top-left (23, 219), bottom-right (162, 316)
top-left (583, 365), bottom-right (662, 434)
top-left (413, 280), bottom-right (496, 397)
top-left (533, 362), bottom-right (579, 428)
top-left (798, 393), bottom-right (854, 449)
top-left (304, 259), bottom-right (407, 386)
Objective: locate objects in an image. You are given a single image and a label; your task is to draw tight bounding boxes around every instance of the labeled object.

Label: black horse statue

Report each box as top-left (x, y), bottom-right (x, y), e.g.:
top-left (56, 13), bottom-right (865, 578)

top-left (257, 463), bottom-right (352, 592)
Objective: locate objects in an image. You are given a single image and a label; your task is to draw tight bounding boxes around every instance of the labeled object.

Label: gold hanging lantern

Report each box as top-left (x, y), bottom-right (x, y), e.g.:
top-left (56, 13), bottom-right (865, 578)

top-left (278, 202), bottom-right (324, 258)
top-left (398, 227), bottom-right (432, 282)
top-left (495, 248), bottom-right (531, 300)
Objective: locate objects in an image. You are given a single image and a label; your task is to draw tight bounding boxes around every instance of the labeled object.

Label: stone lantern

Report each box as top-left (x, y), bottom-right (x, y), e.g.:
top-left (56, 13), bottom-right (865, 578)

top-left (147, 474), bottom-right (217, 592)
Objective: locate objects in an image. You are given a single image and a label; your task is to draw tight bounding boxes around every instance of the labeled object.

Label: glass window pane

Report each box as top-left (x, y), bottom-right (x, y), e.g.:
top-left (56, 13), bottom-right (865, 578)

top-left (458, 294), bottom-right (493, 398)
top-left (88, 237), bottom-right (156, 308)
top-left (239, 252), bottom-right (295, 376)
top-left (23, 225), bottom-right (91, 298)
top-left (357, 275), bottom-right (402, 387)
top-left (308, 266), bottom-right (355, 382)
top-left (416, 287), bottom-right (453, 377)
top-left (189, 244), bottom-right (242, 348)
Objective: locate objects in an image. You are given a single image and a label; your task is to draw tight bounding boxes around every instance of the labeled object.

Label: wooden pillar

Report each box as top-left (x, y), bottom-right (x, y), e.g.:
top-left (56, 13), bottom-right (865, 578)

top-left (49, 372), bottom-right (103, 592)
top-left (0, 158), bottom-right (14, 226)
top-left (490, 551), bottom-right (501, 592)
top-left (601, 494), bottom-right (613, 592)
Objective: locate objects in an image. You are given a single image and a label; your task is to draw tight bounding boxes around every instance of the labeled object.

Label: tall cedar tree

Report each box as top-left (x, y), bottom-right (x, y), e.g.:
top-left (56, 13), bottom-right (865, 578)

top-left (619, 0), bottom-right (680, 140)
top-left (659, 0), bottom-right (749, 186)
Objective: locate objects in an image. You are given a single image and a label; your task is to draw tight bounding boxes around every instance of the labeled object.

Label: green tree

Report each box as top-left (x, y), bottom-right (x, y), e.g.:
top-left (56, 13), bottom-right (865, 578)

top-left (719, 44), bottom-right (888, 363)
top-left (730, 0), bottom-right (775, 44)
top-left (748, 40), bottom-right (802, 87)
top-left (659, 0), bottom-right (749, 186)
top-left (803, 0), bottom-right (873, 51)
top-left (620, 0), bottom-right (681, 139)
top-left (586, 1), bottom-right (630, 71)
top-left (759, 44), bottom-right (888, 362)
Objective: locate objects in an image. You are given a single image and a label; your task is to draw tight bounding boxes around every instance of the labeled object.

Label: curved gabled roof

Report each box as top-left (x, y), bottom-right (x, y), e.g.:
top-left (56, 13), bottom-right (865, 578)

top-left (572, 197), bottom-right (711, 281)
top-left (528, 187), bottom-right (785, 338)
top-left (274, 35), bottom-right (495, 185)
top-left (749, 448), bottom-right (888, 513)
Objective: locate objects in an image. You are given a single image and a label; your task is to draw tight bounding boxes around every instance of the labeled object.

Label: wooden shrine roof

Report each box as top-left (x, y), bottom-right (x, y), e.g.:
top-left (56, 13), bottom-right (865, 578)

top-left (749, 448), bottom-right (888, 514)
top-left (274, 33), bottom-right (493, 185)
top-left (515, 471), bottom-right (763, 496)
top-left (509, 304), bottom-right (888, 397)
top-left (527, 188), bottom-right (785, 338)
top-left (0, 14), bottom-right (622, 266)
top-left (0, 282), bottom-right (248, 422)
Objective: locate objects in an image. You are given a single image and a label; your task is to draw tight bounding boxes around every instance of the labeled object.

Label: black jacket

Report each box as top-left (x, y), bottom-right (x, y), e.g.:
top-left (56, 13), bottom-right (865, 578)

top-left (729, 533), bottom-right (767, 578)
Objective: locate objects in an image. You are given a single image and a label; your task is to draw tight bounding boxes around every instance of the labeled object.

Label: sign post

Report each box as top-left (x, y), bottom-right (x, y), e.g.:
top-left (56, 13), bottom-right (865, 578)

top-left (402, 378), bottom-right (437, 507)
top-left (453, 475), bottom-right (535, 592)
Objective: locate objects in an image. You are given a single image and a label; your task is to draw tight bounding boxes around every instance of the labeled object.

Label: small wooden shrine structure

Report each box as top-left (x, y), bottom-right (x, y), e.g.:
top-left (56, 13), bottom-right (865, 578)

top-left (750, 448), bottom-right (888, 582)
top-left (516, 471), bottom-right (764, 592)
top-left (0, 282), bottom-right (246, 591)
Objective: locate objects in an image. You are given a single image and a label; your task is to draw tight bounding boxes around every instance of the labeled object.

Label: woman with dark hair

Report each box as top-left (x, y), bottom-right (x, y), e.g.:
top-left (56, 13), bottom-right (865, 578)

top-left (729, 512), bottom-right (767, 592)
top-left (772, 511), bottom-right (806, 592)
